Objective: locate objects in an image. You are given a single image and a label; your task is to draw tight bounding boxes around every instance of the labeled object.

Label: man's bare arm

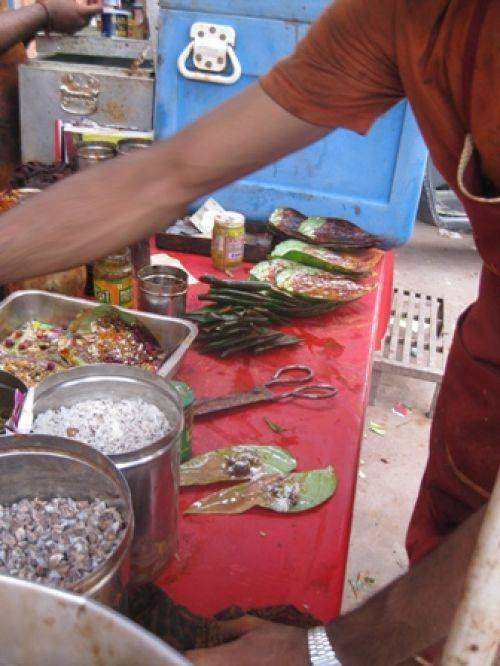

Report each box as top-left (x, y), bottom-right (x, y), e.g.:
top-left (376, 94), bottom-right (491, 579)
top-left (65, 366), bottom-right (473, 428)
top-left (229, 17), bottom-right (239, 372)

top-left (187, 506), bottom-right (485, 665)
top-left (0, 84), bottom-right (328, 284)
top-left (0, 4), bottom-right (48, 51)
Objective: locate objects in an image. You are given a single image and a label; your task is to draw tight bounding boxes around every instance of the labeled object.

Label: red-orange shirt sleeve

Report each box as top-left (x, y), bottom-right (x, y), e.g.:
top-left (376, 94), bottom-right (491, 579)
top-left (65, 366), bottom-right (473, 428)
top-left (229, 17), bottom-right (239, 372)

top-left (260, 0), bottom-right (404, 134)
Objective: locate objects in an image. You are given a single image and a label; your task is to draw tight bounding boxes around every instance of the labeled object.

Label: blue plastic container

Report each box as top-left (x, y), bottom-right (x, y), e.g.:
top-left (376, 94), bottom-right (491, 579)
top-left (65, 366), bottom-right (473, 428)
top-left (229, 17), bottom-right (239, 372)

top-left (155, 1), bottom-right (428, 245)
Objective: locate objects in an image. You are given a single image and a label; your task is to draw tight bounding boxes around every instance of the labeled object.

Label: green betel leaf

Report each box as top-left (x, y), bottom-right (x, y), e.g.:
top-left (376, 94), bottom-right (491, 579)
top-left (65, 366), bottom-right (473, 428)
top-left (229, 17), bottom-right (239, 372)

top-left (185, 466), bottom-right (336, 515)
top-left (249, 258), bottom-right (301, 285)
top-left (271, 240), bottom-right (383, 275)
top-left (184, 476), bottom-right (272, 514)
top-left (180, 445), bottom-right (296, 486)
top-left (275, 267), bottom-right (372, 303)
top-left (264, 466), bottom-right (337, 513)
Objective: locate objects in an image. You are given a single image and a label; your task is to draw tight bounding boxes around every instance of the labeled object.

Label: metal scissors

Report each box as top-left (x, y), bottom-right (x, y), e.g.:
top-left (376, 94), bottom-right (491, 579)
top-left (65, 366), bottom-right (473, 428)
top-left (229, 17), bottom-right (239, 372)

top-left (193, 364), bottom-right (337, 418)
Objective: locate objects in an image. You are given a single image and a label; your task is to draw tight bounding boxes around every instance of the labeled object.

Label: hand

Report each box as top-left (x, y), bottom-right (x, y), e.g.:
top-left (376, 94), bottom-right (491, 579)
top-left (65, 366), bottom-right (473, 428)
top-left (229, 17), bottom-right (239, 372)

top-left (186, 616), bottom-right (309, 666)
top-left (45, 0), bottom-right (102, 34)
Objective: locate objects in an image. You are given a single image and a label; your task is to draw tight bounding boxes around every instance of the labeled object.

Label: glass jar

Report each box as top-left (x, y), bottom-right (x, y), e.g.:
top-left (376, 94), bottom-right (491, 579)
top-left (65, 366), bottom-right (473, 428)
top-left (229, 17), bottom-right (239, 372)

top-left (93, 248), bottom-right (134, 308)
top-left (211, 211), bottom-right (245, 270)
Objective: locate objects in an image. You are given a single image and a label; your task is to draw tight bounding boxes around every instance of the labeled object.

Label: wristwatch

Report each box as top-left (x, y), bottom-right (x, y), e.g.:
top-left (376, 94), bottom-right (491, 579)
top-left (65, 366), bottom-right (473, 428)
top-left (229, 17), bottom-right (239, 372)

top-left (307, 626), bottom-right (342, 666)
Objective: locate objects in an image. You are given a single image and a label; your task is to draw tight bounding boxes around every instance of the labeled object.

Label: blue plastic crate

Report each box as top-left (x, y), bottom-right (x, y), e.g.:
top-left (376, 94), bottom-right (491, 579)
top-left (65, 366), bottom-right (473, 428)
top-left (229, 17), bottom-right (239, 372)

top-left (155, 1), bottom-right (428, 245)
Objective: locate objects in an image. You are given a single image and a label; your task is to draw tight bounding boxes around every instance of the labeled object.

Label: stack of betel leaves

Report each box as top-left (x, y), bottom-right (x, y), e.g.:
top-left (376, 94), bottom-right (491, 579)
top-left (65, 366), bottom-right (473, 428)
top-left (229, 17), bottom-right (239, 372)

top-left (187, 208), bottom-right (384, 357)
top-left (180, 445), bottom-right (336, 515)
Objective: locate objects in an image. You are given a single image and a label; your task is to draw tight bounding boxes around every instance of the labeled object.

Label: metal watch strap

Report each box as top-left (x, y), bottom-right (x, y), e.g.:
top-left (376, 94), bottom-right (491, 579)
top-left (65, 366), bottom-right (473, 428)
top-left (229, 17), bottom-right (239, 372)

top-left (307, 626), bottom-right (341, 666)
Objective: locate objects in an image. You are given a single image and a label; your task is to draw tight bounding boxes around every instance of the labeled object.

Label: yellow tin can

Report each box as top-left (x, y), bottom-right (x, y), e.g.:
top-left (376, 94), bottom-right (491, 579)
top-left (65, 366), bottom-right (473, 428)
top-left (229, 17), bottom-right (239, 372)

top-left (211, 212), bottom-right (245, 270)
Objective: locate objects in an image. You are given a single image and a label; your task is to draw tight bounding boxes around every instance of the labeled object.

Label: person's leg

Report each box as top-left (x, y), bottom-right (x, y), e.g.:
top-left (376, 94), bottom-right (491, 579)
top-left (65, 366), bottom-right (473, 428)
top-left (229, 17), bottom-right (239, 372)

top-left (406, 284), bottom-right (500, 563)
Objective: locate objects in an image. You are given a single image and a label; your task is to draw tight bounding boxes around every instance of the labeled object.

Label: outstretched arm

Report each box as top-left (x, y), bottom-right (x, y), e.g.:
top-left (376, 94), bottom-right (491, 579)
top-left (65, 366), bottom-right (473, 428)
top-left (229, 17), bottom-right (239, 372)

top-left (0, 84), bottom-right (328, 284)
top-left (187, 505), bottom-right (485, 665)
top-left (0, 0), bottom-right (102, 54)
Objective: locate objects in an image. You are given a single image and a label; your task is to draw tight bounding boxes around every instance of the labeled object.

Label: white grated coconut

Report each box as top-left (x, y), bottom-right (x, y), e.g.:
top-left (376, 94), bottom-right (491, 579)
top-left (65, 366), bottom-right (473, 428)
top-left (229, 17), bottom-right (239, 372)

top-left (33, 398), bottom-right (170, 455)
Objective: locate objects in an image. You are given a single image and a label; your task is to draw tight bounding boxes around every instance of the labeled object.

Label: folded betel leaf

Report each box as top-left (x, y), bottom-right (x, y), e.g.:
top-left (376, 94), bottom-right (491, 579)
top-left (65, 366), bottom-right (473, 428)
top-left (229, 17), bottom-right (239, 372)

top-left (249, 258), bottom-right (301, 285)
top-left (297, 216), bottom-right (380, 248)
top-left (268, 207), bottom-right (306, 237)
top-left (69, 304), bottom-right (137, 334)
top-left (275, 267), bottom-right (373, 303)
top-left (185, 466), bottom-right (336, 515)
top-left (271, 240), bottom-right (383, 275)
top-left (180, 445), bottom-right (297, 486)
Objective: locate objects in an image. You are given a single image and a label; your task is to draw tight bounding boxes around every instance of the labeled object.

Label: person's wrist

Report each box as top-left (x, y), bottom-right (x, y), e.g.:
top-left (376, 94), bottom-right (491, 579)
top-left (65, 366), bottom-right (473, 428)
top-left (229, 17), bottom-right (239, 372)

top-left (34, 0), bottom-right (51, 30)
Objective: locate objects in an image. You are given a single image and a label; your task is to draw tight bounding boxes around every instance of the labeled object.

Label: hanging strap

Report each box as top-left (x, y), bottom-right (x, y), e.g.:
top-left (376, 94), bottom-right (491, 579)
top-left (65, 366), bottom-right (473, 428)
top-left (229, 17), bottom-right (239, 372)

top-left (461, 0), bottom-right (491, 129)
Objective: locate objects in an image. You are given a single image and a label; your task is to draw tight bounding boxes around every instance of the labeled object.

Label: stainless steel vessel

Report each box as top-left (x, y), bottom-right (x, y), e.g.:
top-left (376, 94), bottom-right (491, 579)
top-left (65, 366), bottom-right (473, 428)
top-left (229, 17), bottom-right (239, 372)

top-left (0, 290), bottom-right (197, 378)
top-left (138, 265), bottom-right (188, 317)
top-left (0, 434), bottom-right (133, 608)
top-left (76, 141), bottom-right (116, 170)
top-left (30, 365), bottom-right (184, 583)
top-left (0, 576), bottom-right (188, 665)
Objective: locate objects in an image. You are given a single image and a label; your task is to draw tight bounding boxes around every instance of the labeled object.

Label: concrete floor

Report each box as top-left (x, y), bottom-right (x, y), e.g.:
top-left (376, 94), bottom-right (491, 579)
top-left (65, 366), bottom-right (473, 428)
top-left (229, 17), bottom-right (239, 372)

top-left (341, 221), bottom-right (481, 613)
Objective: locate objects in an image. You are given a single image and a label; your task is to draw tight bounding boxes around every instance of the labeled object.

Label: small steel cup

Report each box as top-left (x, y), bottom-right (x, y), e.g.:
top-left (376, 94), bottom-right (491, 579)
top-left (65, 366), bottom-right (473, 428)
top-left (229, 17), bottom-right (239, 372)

top-left (138, 265), bottom-right (188, 317)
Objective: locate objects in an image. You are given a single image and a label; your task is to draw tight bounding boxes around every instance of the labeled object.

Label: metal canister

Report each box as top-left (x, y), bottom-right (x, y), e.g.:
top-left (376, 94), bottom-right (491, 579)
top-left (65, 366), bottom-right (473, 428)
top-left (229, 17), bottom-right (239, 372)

top-left (211, 211), bottom-right (246, 270)
top-left (0, 434), bottom-right (133, 609)
top-left (30, 365), bottom-right (184, 584)
top-left (137, 265), bottom-right (188, 317)
top-left (75, 141), bottom-right (116, 171)
top-left (170, 380), bottom-right (194, 462)
top-left (116, 137), bottom-right (153, 156)
top-left (0, 576), bottom-right (189, 665)
top-left (115, 138), bottom-right (153, 273)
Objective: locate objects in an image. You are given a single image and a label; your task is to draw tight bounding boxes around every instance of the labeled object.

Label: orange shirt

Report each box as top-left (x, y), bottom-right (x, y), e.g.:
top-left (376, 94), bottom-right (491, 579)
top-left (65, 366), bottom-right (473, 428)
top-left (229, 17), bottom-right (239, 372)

top-left (0, 0), bottom-right (26, 189)
top-left (260, 0), bottom-right (500, 195)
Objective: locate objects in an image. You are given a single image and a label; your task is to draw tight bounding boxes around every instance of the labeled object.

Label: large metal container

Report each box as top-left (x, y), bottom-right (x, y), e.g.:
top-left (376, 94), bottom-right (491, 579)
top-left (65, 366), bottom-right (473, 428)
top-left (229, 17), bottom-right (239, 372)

top-left (30, 365), bottom-right (184, 583)
top-left (0, 290), bottom-right (197, 379)
top-left (0, 576), bottom-right (188, 665)
top-left (0, 434), bottom-right (133, 609)
top-left (19, 36), bottom-right (154, 163)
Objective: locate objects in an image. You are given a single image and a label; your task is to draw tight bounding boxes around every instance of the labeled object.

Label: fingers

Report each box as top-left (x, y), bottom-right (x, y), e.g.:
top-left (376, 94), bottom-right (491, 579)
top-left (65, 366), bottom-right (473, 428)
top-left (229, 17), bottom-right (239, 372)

top-left (77, 0), bottom-right (102, 16)
top-left (216, 615), bottom-right (272, 641)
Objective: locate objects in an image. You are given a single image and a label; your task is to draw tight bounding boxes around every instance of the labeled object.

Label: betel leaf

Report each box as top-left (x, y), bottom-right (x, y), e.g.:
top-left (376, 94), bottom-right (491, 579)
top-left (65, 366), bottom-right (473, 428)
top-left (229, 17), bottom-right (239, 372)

top-left (270, 240), bottom-right (383, 275)
top-left (184, 466), bottom-right (336, 515)
top-left (180, 445), bottom-right (297, 486)
top-left (69, 304), bottom-right (138, 333)
top-left (267, 467), bottom-right (337, 513)
top-left (249, 258), bottom-right (300, 285)
top-left (275, 267), bottom-right (372, 303)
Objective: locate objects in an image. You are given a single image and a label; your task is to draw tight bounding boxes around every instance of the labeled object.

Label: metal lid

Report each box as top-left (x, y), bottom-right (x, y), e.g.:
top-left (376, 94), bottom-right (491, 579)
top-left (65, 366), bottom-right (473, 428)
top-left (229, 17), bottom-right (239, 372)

top-left (214, 211), bottom-right (245, 229)
top-left (76, 142), bottom-right (116, 161)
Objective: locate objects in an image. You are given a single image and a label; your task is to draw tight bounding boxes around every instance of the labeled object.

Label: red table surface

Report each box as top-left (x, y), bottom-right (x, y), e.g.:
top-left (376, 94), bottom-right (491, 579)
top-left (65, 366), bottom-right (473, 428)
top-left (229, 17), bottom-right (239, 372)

top-left (154, 249), bottom-right (393, 622)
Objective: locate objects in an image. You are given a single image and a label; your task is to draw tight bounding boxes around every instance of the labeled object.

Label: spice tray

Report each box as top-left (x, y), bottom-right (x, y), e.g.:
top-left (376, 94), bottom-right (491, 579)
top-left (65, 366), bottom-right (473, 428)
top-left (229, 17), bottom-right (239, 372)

top-left (0, 290), bottom-right (197, 378)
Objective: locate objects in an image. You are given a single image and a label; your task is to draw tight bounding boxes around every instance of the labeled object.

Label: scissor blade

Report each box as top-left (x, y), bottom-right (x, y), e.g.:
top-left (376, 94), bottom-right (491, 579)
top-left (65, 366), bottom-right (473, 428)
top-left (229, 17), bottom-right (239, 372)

top-left (193, 386), bottom-right (274, 418)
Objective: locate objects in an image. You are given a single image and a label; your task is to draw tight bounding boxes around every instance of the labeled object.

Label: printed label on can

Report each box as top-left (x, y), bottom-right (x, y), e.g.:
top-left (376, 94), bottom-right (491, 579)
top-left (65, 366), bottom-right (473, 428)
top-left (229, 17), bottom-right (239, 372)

top-left (94, 277), bottom-right (133, 308)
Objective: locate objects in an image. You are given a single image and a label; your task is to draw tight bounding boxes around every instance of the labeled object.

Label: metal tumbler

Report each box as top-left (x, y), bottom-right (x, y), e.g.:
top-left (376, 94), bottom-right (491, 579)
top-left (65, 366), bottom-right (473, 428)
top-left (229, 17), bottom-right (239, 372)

top-left (138, 265), bottom-right (188, 317)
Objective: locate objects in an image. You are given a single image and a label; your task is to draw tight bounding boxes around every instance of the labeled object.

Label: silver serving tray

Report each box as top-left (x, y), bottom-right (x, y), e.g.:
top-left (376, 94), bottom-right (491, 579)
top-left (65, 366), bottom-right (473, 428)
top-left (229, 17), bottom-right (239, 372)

top-left (0, 290), bottom-right (197, 378)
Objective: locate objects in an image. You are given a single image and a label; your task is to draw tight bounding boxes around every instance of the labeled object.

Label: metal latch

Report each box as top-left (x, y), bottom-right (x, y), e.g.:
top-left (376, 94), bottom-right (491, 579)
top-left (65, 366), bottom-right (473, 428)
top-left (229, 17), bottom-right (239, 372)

top-left (178, 22), bottom-right (241, 85)
top-left (60, 73), bottom-right (100, 115)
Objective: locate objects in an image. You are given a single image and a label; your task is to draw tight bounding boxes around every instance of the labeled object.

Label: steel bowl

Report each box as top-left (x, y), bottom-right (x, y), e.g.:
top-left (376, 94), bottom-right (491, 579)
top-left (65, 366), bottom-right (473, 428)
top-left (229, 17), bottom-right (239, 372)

top-left (29, 365), bottom-right (184, 583)
top-left (0, 434), bottom-right (133, 608)
top-left (0, 576), bottom-right (189, 665)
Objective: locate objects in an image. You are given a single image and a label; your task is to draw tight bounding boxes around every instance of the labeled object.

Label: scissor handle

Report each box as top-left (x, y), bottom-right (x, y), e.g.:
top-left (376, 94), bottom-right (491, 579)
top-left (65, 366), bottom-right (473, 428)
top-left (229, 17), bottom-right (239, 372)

top-left (267, 364), bottom-right (314, 387)
top-left (277, 384), bottom-right (338, 401)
